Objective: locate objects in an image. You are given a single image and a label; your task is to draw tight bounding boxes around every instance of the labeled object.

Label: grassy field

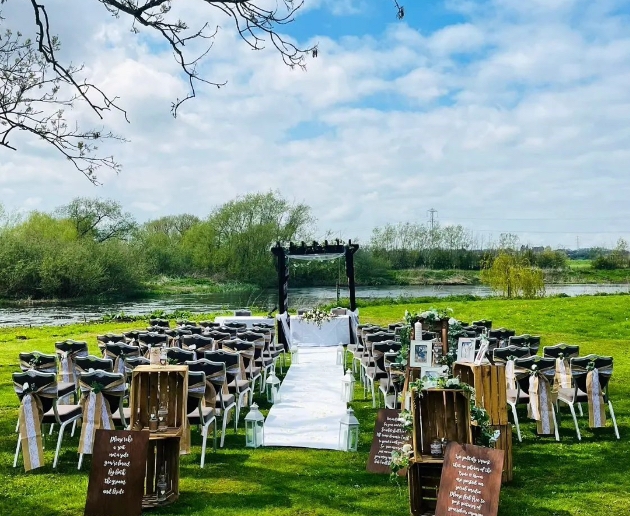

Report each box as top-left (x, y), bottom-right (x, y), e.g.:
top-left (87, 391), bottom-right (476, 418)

top-left (0, 295), bottom-right (628, 515)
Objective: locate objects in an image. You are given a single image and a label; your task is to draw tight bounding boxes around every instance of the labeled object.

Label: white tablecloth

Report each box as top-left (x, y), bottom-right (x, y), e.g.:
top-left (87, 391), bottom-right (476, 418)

top-left (290, 315), bottom-right (350, 347)
top-left (214, 316), bottom-right (275, 328)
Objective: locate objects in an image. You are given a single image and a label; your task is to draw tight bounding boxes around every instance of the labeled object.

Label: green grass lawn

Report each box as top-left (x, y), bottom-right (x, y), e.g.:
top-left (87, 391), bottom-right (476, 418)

top-left (0, 295), bottom-right (629, 515)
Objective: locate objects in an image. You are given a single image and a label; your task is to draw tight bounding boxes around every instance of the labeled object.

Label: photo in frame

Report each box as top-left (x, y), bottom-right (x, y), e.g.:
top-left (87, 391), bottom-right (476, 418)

top-left (421, 366), bottom-right (448, 388)
top-left (457, 337), bottom-right (476, 364)
top-left (431, 340), bottom-right (443, 367)
top-left (474, 339), bottom-right (490, 365)
top-left (410, 340), bottom-right (432, 368)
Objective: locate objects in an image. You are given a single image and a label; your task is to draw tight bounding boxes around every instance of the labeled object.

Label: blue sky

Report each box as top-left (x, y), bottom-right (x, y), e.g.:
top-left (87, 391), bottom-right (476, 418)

top-left (2, 0), bottom-right (630, 249)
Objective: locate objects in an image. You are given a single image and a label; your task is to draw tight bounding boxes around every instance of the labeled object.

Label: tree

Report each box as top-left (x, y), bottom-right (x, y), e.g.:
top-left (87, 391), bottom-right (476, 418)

top-left (56, 197), bottom-right (136, 242)
top-left (1, 1), bottom-right (404, 182)
top-left (480, 251), bottom-right (544, 298)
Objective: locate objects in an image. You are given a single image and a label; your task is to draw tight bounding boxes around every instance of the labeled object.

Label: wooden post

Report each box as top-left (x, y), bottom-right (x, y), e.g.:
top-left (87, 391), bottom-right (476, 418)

top-left (345, 241), bottom-right (359, 312)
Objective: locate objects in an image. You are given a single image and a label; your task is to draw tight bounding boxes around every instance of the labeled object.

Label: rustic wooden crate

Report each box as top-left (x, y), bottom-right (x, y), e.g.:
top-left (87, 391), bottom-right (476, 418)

top-left (411, 388), bottom-right (473, 459)
top-left (493, 424), bottom-right (513, 483)
top-left (130, 365), bottom-right (188, 438)
top-left (143, 436), bottom-right (180, 508)
top-left (408, 459), bottom-right (443, 516)
top-left (453, 362), bottom-right (508, 426)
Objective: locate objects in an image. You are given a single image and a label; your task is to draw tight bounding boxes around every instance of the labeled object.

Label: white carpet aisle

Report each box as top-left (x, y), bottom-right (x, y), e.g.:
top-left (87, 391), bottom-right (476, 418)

top-left (263, 347), bottom-right (347, 450)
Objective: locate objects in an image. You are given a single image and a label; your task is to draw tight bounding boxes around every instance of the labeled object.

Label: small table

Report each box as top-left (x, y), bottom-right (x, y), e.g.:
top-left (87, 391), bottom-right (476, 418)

top-left (290, 315), bottom-right (351, 347)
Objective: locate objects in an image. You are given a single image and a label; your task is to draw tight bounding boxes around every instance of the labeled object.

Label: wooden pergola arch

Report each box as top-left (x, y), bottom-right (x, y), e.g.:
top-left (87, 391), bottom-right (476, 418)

top-left (270, 240), bottom-right (360, 314)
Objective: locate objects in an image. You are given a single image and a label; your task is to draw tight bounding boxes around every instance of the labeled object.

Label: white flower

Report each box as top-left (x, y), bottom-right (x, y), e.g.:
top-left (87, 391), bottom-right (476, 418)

top-left (446, 378), bottom-right (460, 388)
top-left (22, 382), bottom-right (29, 391)
top-left (402, 444), bottom-right (413, 454)
top-left (531, 364), bottom-right (538, 371)
top-left (448, 318), bottom-right (457, 326)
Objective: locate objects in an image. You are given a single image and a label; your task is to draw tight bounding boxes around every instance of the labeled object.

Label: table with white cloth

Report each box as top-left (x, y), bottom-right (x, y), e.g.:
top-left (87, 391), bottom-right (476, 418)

top-left (290, 315), bottom-right (351, 347)
top-left (214, 316), bottom-right (276, 328)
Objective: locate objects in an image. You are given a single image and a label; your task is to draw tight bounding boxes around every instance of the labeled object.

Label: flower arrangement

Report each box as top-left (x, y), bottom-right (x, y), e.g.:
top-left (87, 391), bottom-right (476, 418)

top-left (300, 308), bottom-right (333, 327)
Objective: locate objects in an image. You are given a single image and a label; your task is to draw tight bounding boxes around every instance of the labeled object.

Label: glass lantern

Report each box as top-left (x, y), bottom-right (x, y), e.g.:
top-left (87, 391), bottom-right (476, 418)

top-left (290, 343), bottom-right (299, 364)
top-left (265, 371), bottom-right (281, 404)
top-left (245, 403), bottom-right (265, 448)
top-left (157, 467), bottom-right (167, 502)
top-left (339, 407), bottom-right (359, 452)
top-left (341, 369), bottom-right (355, 402)
top-left (336, 343), bottom-right (345, 367)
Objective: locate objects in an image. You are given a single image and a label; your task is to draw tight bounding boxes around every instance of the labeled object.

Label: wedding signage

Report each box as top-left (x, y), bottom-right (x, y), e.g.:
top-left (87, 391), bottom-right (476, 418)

top-left (435, 442), bottom-right (504, 516)
top-left (85, 429), bottom-right (149, 516)
top-left (367, 409), bottom-right (410, 474)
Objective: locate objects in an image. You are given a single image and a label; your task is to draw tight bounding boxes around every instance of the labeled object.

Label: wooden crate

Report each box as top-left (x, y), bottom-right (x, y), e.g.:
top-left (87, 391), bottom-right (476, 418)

top-left (408, 459), bottom-right (443, 516)
top-left (493, 424), bottom-right (513, 483)
top-left (130, 365), bottom-right (188, 438)
top-left (411, 388), bottom-right (472, 459)
top-left (453, 362), bottom-right (508, 426)
top-left (143, 437), bottom-right (180, 508)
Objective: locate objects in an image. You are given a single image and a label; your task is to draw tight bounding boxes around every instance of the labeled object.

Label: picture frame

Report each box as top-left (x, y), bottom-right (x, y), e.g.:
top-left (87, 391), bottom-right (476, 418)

top-left (474, 339), bottom-right (490, 365)
top-left (410, 340), bottom-right (432, 368)
top-left (457, 337), bottom-right (476, 364)
top-left (421, 366), bottom-right (448, 388)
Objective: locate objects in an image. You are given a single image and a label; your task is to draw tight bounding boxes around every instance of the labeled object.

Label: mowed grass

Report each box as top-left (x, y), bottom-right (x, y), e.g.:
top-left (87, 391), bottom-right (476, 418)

top-left (0, 295), bottom-right (628, 515)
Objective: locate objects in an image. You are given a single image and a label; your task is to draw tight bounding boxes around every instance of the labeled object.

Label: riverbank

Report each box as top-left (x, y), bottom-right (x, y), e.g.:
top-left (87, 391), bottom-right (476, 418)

top-left (0, 294), bottom-right (627, 515)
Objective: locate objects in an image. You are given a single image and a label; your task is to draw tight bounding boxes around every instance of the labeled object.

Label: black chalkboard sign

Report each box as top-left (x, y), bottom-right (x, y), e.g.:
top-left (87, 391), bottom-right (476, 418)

top-left (435, 442), bottom-right (504, 516)
top-left (367, 409), bottom-right (410, 474)
top-left (84, 429), bottom-right (149, 516)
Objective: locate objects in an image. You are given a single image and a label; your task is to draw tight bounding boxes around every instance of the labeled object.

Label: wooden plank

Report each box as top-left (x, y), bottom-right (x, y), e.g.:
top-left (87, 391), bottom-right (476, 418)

top-left (496, 366), bottom-right (508, 425)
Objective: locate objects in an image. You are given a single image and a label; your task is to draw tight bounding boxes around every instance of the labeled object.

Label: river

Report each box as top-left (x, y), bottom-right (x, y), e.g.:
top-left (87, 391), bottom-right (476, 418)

top-left (0, 283), bottom-right (628, 328)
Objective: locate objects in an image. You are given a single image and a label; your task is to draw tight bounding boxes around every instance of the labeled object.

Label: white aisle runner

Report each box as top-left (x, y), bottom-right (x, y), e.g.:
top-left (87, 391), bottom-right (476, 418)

top-left (263, 347), bottom-right (346, 450)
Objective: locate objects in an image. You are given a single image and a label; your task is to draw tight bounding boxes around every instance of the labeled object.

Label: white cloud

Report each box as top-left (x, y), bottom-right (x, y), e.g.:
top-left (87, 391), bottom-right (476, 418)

top-left (1, 0), bottom-right (630, 248)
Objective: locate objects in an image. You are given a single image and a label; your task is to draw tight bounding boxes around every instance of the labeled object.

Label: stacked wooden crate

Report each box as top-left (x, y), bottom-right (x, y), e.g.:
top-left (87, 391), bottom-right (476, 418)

top-left (452, 362), bottom-right (513, 482)
top-left (408, 388), bottom-right (473, 515)
top-left (130, 365), bottom-right (189, 508)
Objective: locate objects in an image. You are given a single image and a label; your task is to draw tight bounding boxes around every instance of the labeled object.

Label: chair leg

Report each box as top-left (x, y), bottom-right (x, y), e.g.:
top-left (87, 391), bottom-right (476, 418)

top-left (49, 423), bottom-right (55, 436)
top-left (53, 421), bottom-right (69, 469)
top-left (510, 403), bottom-right (522, 442)
top-left (551, 406), bottom-right (560, 441)
top-left (220, 412), bottom-right (228, 448)
top-left (213, 419), bottom-right (217, 452)
top-left (577, 403), bottom-right (583, 417)
top-left (78, 453), bottom-right (84, 470)
top-left (200, 424), bottom-right (208, 468)
top-left (15, 416), bottom-right (19, 433)
top-left (13, 437), bottom-right (21, 468)
top-left (568, 403), bottom-right (581, 441)
top-left (371, 378), bottom-right (376, 409)
top-left (608, 400), bottom-right (620, 439)
top-left (71, 420), bottom-right (76, 437)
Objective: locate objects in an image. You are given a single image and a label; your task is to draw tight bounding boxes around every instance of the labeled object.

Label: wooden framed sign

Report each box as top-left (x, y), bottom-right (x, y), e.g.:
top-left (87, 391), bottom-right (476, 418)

top-left (84, 429), bottom-right (150, 516)
top-left (367, 409), bottom-right (410, 474)
top-left (435, 442), bottom-right (504, 516)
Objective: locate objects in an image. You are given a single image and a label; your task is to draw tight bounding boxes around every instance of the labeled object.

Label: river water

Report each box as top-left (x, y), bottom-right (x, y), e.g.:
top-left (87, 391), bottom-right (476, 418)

top-left (0, 283), bottom-right (628, 328)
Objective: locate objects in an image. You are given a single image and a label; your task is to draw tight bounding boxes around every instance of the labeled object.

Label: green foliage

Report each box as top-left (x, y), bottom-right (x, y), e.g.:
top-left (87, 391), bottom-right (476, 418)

top-left (480, 252), bottom-right (545, 298)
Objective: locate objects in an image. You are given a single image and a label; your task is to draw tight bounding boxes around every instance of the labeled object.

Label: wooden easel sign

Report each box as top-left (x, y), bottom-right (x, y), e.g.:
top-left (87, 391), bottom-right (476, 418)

top-left (84, 429), bottom-right (149, 516)
top-left (435, 442), bottom-right (504, 516)
top-left (367, 409), bottom-right (410, 474)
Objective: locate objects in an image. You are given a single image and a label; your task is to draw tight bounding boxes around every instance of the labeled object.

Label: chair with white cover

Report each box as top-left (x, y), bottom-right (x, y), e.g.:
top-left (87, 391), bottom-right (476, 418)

top-left (376, 345), bottom-right (403, 409)
top-left (557, 355), bottom-right (619, 440)
top-left (165, 347), bottom-right (195, 365)
top-left (13, 370), bottom-right (82, 470)
top-left (543, 344), bottom-right (580, 409)
top-left (54, 340), bottom-right (88, 391)
top-left (186, 359), bottom-right (237, 447)
top-left (360, 332), bottom-right (395, 394)
top-left (514, 356), bottom-right (559, 441)
top-left (77, 370), bottom-right (128, 469)
top-left (187, 370), bottom-right (217, 467)
top-left (221, 339), bottom-right (263, 394)
top-left (75, 355), bottom-right (114, 375)
top-left (103, 342), bottom-right (140, 377)
top-left (364, 341), bottom-right (397, 408)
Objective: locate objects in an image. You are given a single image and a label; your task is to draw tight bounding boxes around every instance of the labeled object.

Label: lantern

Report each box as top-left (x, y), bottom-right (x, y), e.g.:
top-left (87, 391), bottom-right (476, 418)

top-left (336, 343), bottom-right (345, 367)
top-left (265, 371), bottom-right (281, 404)
top-left (338, 407), bottom-right (359, 452)
top-left (157, 467), bottom-right (167, 502)
top-left (341, 369), bottom-right (355, 402)
top-left (245, 403), bottom-right (265, 448)
top-left (290, 343), bottom-right (299, 364)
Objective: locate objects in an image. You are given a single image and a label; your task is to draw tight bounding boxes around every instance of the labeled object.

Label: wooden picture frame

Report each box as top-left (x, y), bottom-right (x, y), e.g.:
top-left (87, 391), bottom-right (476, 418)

top-left (457, 337), bottom-right (476, 364)
top-left (409, 340), bottom-right (432, 368)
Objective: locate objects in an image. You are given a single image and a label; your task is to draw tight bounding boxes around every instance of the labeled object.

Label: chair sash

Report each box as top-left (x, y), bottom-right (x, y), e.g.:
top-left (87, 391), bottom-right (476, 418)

top-left (505, 359), bottom-right (517, 390)
top-left (104, 349), bottom-right (127, 377)
top-left (20, 356), bottom-right (56, 374)
top-left (78, 377), bottom-right (125, 455)
top-left (58, 348), bottom-right (88, 386)
top-left (572, 362), bottom-right (612, 428)
top-left (555, 356), bottom-right (571, 390)
top-left (15, 379), bottom-right (57, 471)
top-left (528, 372), bottom-right (555, 435)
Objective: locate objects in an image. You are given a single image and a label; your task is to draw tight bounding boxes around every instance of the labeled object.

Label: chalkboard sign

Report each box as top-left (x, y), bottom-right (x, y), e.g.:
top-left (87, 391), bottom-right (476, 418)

top-left (85, 429), bottom-right (149, 516)
top-left (367, 409), bottom-right (410, 474)
top-left (435, 442), bottom-right (504, 516)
